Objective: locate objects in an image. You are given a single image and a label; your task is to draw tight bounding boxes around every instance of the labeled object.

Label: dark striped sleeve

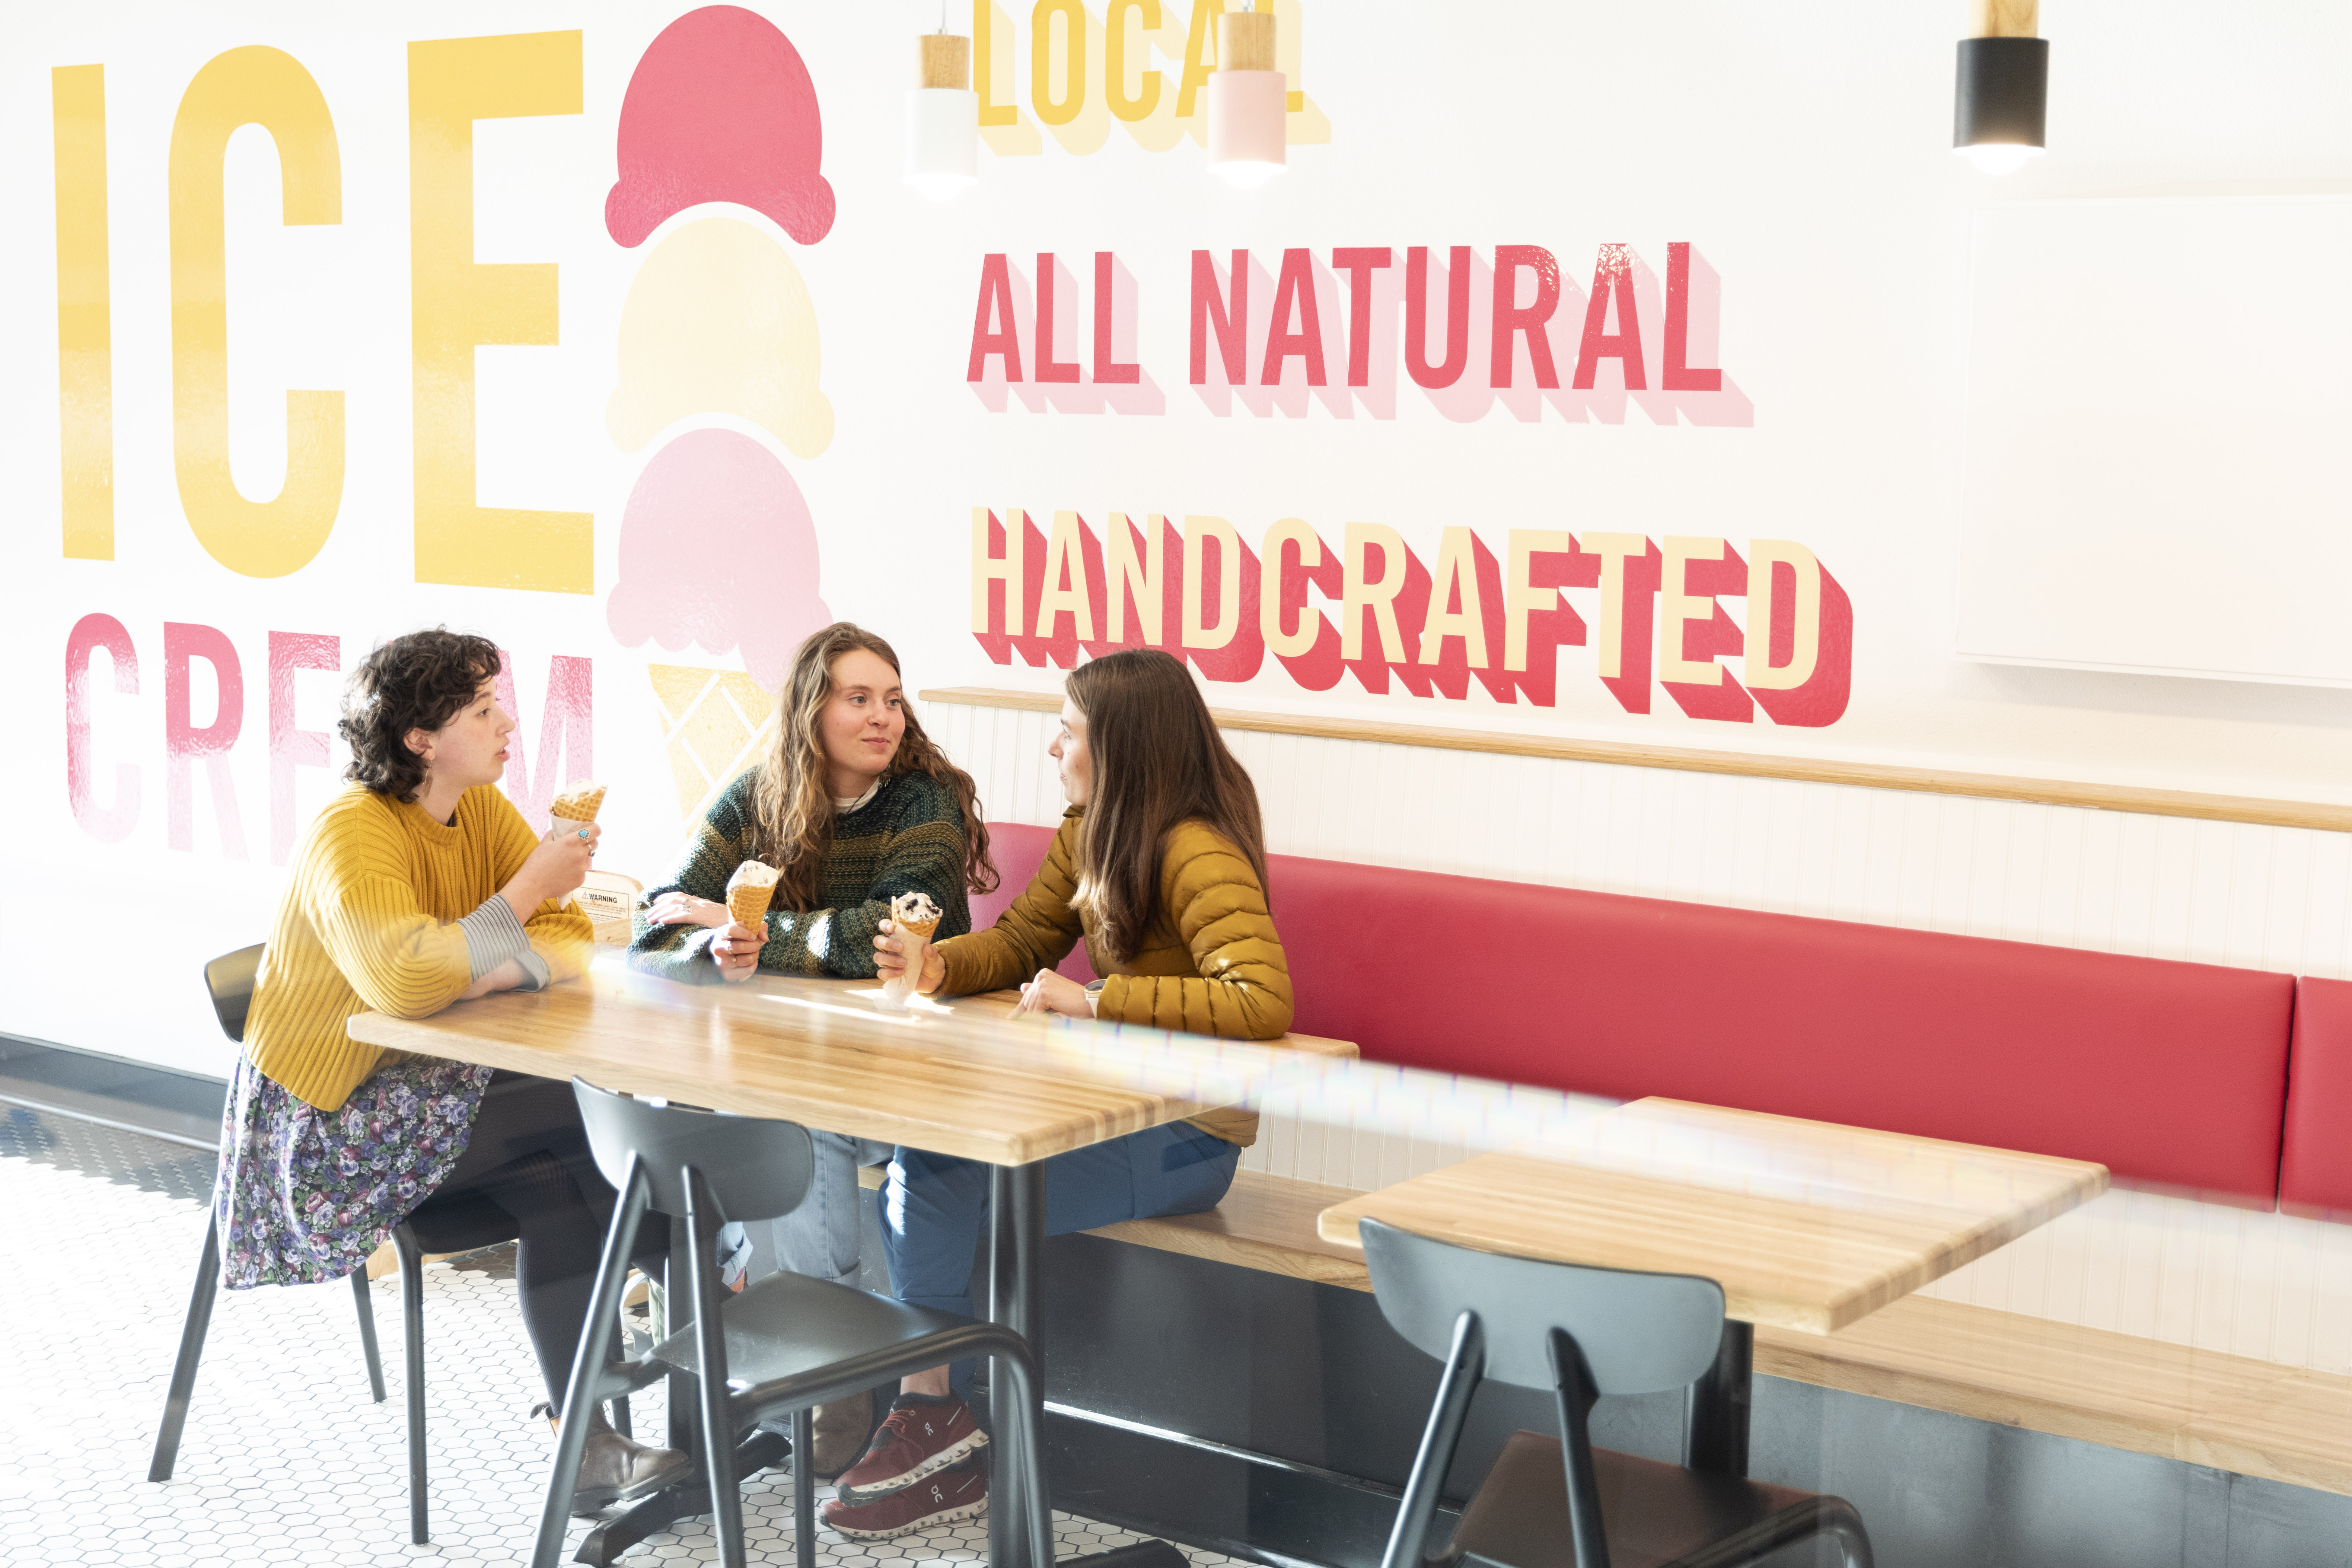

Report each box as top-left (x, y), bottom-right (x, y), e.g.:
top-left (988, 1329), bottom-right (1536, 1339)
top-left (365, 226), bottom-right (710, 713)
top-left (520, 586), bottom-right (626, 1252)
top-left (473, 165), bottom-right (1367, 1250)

top-left (629, 775), bottom-right (756, 984)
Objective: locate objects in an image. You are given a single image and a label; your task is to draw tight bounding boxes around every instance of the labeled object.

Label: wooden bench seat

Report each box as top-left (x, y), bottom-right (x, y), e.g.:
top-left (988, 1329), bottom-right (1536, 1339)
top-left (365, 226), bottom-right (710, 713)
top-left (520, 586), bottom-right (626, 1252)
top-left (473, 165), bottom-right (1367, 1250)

top-left (1082, 1170), bottom-right (2352, 1499)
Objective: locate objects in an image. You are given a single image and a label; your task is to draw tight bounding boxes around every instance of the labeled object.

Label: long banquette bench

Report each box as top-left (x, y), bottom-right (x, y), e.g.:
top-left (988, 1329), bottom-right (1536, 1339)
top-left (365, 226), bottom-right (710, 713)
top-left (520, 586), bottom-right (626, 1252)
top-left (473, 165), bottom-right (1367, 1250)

top-left (970, 819), bottom-right (2352, 1498)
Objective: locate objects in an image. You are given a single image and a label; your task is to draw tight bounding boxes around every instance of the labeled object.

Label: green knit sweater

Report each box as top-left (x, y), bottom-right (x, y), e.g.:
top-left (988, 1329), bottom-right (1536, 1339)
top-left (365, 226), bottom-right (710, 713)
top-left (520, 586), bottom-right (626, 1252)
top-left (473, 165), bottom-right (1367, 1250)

top-left (629, 769), bottom-right (973, 984)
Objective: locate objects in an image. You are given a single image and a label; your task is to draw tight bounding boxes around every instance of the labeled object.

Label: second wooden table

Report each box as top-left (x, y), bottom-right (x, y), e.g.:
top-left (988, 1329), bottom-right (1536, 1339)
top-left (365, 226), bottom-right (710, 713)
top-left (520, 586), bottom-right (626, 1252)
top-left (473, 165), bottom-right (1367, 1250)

top-left (1317, 1096), bottom-right (2109, 1474)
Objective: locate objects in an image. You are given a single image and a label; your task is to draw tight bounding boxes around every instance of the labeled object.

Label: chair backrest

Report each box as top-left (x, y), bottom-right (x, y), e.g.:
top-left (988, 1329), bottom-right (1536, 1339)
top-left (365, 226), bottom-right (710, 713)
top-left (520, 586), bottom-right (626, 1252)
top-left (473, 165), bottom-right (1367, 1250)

top-left (572, 1077), bottom-right (815, 1224)
top-left (1360, 1218), bottom-right (1725, 1396)
top-left (204, 944), bottom-right (266, 1044)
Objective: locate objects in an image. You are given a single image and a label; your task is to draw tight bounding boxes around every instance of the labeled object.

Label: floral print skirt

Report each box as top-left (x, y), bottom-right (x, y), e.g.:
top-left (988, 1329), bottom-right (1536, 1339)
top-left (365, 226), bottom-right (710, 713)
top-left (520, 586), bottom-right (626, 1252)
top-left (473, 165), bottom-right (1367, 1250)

top-left (214, 1053), bottom-right (495, 1289)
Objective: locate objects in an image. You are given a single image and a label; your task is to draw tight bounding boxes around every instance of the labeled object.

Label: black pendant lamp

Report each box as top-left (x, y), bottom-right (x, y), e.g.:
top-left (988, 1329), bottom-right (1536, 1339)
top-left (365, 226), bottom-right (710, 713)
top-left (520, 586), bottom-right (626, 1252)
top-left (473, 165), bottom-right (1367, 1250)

top-left (1956, 0), bottom-right (2048, 174)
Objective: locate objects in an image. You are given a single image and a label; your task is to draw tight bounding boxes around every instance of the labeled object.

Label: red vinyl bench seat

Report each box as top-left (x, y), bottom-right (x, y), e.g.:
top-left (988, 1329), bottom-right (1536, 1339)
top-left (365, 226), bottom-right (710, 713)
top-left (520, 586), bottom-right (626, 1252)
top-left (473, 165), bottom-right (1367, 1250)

top-left (975, 822), bottom-right (2296, 1205)
top-left (2283, 978), bottom-right (2352, 1219)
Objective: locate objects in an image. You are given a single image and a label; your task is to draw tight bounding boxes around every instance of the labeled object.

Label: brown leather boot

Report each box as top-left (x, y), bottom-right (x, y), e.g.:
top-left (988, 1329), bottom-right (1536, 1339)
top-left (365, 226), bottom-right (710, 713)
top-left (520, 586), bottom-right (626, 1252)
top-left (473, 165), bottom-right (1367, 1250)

top-left (533, 1401), bottom-right (690, 1516)
top-left (809, 1387), bottom-right (876, 1479)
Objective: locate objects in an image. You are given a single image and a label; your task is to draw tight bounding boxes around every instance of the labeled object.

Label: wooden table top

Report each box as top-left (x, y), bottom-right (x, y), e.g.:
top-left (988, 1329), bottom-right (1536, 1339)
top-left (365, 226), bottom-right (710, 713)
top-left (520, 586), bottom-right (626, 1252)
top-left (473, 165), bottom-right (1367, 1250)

top-left (1316, 1098), bottom-right (2110, 1335)
top-left (347, 958), bottom-right (1355, 1167)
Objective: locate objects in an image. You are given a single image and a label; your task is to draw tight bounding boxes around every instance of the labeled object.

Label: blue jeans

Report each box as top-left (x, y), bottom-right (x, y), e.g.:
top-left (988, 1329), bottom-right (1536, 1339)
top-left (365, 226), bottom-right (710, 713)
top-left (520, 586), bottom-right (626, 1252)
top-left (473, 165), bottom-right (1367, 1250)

top-left (734, 1131), bottom-right (892, 1289)
top-left (883, 1121), bottom-right (1241, 1393)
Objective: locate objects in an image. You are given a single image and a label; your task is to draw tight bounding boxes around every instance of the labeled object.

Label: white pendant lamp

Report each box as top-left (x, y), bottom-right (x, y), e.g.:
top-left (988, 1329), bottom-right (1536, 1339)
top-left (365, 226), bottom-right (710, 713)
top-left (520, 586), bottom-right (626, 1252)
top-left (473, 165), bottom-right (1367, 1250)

top-left (906, 31), bottom-right (978, 200)
top-left (1206, 4), bottom-right (1286, 189)
top-left (1954, 0), bottom-right (2048, 175)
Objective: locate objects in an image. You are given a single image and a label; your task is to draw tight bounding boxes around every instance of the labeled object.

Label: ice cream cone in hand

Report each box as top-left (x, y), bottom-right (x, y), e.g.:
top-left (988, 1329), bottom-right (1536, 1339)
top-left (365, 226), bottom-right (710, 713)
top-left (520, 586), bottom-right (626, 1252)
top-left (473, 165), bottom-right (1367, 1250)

top-left (725, 861), bottom-right (782, 930)
top-left (549, 781), bottom-right (606, 836)
top-left (880, 891), bottom-right (943, 1010)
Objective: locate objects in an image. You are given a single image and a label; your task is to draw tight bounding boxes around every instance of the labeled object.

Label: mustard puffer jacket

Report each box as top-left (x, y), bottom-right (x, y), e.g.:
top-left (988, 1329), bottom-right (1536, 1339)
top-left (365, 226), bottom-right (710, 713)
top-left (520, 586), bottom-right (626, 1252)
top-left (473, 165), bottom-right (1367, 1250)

top-left (936, 809), bottom-right (1294, 1143)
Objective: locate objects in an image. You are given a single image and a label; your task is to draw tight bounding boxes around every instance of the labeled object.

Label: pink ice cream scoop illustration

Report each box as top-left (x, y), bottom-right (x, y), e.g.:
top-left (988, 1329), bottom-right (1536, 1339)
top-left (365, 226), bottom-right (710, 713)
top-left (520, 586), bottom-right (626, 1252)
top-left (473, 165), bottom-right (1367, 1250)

top-left (608, 429), bottom-right (835, 817)
top-left (606, 5), bottom-right (834, 247)
top-left (609, 428), bottom-right (830, 686)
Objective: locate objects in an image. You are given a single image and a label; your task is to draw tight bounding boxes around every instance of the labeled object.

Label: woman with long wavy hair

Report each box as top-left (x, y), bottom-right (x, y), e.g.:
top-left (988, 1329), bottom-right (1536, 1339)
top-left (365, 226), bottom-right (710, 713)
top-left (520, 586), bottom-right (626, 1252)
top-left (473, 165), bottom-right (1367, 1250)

top-left (828, 647), bottom-right (1293, 1539)
top-left (630, 621), bottom-right (994, 1471)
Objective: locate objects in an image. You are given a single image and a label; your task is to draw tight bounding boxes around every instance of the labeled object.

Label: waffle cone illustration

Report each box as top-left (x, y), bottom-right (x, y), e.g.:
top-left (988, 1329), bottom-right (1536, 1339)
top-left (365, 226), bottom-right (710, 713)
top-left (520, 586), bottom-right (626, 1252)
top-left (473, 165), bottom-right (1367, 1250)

top-left (879, 891), bottom-right (943, 1010)
top-left (549, 781), bottom-right (606, 832)
top-left (647, 665), bottom-right (780, 820)
top-left (725, 861), bottom-right (781, 930)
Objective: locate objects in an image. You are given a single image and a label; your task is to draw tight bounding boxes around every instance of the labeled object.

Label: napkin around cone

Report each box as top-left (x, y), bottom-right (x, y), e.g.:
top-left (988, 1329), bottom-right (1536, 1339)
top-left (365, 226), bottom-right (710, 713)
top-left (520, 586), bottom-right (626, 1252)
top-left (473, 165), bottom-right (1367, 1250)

top-left (880, 892), bottom-right (944, 1009)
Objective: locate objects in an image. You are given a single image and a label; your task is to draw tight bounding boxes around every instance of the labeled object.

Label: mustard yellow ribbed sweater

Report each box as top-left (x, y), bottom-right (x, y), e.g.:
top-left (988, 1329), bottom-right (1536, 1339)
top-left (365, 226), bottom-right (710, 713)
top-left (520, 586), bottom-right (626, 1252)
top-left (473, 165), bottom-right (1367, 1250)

top-left (243, 784), bottom-right (593, 1112)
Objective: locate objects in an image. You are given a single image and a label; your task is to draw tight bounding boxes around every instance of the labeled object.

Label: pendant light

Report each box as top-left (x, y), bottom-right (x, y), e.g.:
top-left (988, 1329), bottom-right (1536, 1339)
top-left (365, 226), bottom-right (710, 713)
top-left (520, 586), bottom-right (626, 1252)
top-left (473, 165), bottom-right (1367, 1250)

top-left (906, 27), bottom-right (978, 200)
top-left (1954, 0), bottom-right (2048, 175)
top-left (1206, 3), bottom-right (1285, 189)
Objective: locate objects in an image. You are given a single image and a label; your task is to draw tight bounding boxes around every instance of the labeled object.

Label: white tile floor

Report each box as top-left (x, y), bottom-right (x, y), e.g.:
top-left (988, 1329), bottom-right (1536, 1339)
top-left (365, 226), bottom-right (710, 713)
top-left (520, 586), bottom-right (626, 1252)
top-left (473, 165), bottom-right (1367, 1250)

top-left (0, 1108), bottom-right (1248, 1567)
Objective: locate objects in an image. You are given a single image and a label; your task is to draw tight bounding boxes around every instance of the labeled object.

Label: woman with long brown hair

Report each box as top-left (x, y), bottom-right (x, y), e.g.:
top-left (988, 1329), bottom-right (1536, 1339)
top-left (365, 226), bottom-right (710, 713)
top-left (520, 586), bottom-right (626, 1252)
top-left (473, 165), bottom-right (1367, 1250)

top-left (630, 620), bottom-right (994, 1471)
top-left (826, 647), bottom-right (1292, 1539)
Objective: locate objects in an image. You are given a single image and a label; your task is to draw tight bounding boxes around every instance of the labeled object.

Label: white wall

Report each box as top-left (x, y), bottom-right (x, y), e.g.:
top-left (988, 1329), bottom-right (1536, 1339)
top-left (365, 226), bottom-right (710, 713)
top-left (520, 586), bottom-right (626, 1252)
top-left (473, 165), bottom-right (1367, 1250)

top-left (7, 0), bottom-right (2346, 1376)
top-left (7, 1), bottom-right (2352, 1071)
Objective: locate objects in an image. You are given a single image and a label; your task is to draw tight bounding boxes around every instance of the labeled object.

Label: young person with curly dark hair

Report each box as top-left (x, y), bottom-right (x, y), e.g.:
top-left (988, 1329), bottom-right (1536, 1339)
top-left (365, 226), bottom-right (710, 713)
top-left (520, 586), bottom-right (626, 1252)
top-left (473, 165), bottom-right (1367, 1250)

top-left (629, 621), bottom-right (996, 1473)
top-left (213, 628), bottom-right (686, 1514)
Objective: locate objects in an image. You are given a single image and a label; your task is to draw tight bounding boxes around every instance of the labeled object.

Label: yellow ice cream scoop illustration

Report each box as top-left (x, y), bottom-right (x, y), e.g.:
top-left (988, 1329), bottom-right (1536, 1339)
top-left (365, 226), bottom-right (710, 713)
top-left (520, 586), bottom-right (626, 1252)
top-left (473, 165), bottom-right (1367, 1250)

top-left (607, 216), bottom-right (834, 459)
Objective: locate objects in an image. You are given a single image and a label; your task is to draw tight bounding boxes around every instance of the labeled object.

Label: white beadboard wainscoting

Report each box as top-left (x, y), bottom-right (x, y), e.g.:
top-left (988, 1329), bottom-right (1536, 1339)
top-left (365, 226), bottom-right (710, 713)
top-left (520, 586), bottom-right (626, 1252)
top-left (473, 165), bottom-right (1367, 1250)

top-left (922, 694), bottom-right (2352, 1377)
top-left (925, 697), bottom-right (2352, 979)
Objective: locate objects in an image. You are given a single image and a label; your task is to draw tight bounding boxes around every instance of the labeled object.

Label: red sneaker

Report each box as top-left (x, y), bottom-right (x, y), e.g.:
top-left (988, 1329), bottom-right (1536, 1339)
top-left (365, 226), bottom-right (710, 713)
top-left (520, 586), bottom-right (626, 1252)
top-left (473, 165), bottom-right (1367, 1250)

top-left (830, 1394), bottom-right (989, 1505)
top-left (821, 1460), bottom-right (986, 1539)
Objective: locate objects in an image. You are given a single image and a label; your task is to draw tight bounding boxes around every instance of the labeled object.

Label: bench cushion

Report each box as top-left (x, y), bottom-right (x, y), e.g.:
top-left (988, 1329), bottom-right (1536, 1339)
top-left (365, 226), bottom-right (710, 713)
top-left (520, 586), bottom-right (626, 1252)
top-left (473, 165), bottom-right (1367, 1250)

top-left (978, 823), bottom-right (2292, 1203)
top-left (2282, 977), bottom-right (2352, 1218)
top-left (971, 822), bottom-right (1099, 982)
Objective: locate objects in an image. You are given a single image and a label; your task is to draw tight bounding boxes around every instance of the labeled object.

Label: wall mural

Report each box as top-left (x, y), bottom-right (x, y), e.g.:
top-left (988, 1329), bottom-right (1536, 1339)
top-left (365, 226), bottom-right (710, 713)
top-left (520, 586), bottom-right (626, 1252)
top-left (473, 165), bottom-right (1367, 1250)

top-left (12, 1), bottom-right (1921, 1074)
top-left (601, 7), bottom-right (838, 820)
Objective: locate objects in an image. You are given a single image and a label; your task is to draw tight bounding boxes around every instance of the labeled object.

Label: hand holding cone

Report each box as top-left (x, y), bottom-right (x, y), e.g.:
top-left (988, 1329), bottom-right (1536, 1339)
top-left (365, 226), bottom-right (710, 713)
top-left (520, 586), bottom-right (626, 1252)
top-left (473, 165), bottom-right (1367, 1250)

top-left (549, 781), bottom-right (606, 831)
top-left (879, 890), bottom-right (943, 1010)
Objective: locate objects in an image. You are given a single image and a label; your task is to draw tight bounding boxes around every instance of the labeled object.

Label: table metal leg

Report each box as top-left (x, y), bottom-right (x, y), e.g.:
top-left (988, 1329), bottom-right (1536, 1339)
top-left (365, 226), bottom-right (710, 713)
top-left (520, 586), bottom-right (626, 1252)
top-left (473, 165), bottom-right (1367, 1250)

top-left (1003, 1163), bottom-right (1043, 1348)
top-left (1684, 1318), bottom-right (1754, 1477)
top-left (1009, 1165), bottom-right (1051, 1561)
top-left (992, 1159), bottom-right (1186, 1568)
top-left (988, 1164), bottom-right (1042, 1568)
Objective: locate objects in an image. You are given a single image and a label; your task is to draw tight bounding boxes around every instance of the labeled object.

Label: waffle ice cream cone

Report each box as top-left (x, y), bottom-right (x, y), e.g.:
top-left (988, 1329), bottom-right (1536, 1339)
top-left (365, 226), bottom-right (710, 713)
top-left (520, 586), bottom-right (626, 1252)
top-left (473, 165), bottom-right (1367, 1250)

top-left (549, 781), bottom-right (606, 830)
top-left (725, 861), bottom-right (781, 929)
top-left (648, 665), bottom-right (780, 821)
top-left (879, 891), bottom-right (943, 1010)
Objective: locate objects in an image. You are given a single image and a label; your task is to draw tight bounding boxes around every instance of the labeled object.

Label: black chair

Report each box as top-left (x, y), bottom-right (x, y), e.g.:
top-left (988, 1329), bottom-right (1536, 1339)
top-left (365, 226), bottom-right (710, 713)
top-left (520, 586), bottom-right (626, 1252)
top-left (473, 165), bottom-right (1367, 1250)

top-left (532, 1078), bottom-right (1055, 1568)
top-left (148, 944), bottom-right (615, 1546)
top-left (1362, 1218), bottom-right (1873, 1568)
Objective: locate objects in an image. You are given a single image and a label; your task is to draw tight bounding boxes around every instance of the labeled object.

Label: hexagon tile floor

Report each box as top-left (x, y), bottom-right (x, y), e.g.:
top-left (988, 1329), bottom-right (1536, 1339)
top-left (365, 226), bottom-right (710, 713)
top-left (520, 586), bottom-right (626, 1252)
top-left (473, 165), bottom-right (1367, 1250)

top-left (0, 1106), bottom-right (1250, 1567)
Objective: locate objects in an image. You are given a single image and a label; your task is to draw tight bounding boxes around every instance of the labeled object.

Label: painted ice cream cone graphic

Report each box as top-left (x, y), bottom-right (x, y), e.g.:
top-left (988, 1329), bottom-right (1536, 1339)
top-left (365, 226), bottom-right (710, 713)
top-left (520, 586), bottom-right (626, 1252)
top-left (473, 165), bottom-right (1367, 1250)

top-left (611, 433), bottom-right (833, 822)
top-left (601, 17), bottom-right (837, 825)
top-left (879, 890), bottom-right (942, 1011)
top-left (647, 664), bottom-right (780, 820)
top-left (725, 861), bottom-right (782, 931)
top-left (548, 781), bottom-right (606, 834)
